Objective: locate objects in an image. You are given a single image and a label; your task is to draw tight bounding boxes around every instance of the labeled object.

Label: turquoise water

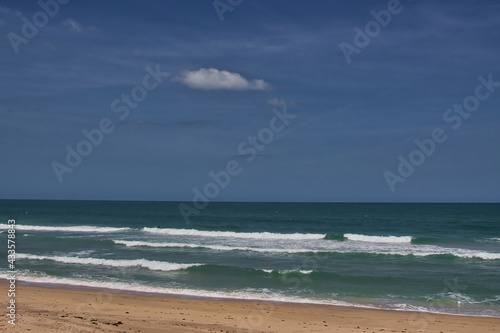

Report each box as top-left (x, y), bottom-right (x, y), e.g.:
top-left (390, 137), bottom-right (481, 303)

top-left (1, 200), bottom-right (499, 316)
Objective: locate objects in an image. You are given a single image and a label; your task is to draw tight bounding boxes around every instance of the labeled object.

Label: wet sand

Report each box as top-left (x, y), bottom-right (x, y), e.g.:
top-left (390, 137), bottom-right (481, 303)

top-left (1, 282), bottom-right (500, 332)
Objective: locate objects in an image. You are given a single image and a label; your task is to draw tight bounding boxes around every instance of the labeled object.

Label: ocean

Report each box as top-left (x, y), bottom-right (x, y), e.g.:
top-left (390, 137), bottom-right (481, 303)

top-left (1, 200), bottom-right (499, 318)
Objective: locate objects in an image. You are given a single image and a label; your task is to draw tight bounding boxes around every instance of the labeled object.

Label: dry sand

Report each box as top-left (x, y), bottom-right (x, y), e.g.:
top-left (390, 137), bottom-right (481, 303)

top-left (1, 282), bottom-right (499, 333)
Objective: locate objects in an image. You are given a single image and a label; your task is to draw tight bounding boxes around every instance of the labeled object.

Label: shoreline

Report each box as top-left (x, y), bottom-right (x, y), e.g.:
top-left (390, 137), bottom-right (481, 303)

top-left (2, 280), bottom-right (500, 332)
top-left (2, 278), bottom-right (499, 318)
top-left (3, 278), bottom-right (497, 318)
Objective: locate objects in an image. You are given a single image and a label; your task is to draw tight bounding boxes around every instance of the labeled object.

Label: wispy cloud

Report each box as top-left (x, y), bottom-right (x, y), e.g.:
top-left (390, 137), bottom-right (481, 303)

top-left (62, 18), bottom-right (82, 32)
top-left (173, 68), bottom-right (272, 91)
top-left (0, 6), bottom-right (21, 18)
top-left (268, 98), bottom-right (286, 106)
top-left (62, 18), bottom-right (98, 33)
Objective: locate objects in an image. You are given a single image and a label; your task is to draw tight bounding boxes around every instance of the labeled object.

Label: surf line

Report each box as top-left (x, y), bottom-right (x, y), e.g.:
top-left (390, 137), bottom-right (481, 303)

top-left (178, 105), bottom-right (296, 224)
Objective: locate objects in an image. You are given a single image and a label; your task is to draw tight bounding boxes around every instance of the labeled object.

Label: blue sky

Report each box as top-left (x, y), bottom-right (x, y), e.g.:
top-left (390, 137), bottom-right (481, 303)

top-left (1, 0), bottom-right (499, 202)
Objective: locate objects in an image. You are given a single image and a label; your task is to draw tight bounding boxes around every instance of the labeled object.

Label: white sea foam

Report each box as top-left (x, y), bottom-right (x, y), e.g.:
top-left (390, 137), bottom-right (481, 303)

top-left (344, 234), bottom-right (412, 243)
top-left (0, 273), bottom-right (363, 308)
top-left (113, 240), bottom-right (314, 253)
top-left (142, 227), bottom-right (326, 240)
top-left (261, 269), bottom-right (314, 274)
top-left (371, 247), bottom-right (500, 260)
top-left (0, 273), bottom-right (496, 317)
top-left (16, 254), bottom-right (200, 271)
top-left (61, 250), bottom-right (95, 257)
top-left (0, 224), bottom-right (130, 233)
top-left (439, 292), bottom-right (476, 304)
top-left (112, 240), bottom-right (500, 259)
top-left (357, 248), bottom-right (500, 260)
top-left (444, 250), bottom-right (500, 260)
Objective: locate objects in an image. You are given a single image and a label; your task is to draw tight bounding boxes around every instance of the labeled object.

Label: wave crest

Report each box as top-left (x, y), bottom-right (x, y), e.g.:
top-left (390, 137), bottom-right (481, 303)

top-left (0, 224), bottom-right (130, 233)
top-left (142, 228), bottom-right (325, 240)
top-left (111, 240), bottom-right (500, 260)
top-left (16, 254), bottom-right (200, 271)
top-left (344, 233), bottom-right (412, 243)
top-left (113, 240), bottom-right (313, 253)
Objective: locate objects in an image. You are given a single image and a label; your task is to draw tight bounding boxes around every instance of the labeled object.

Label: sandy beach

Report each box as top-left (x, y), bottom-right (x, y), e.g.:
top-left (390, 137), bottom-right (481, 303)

top-left (1, 281), bottom-right (499, 333)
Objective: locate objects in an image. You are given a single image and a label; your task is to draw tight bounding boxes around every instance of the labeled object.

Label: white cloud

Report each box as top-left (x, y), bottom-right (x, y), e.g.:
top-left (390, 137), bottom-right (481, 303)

top-left (63, 19), bottom-right (82, 32)
top-left (174, 68), bottom-right (272, 90)
top-left (268, 98), bottom-right (286, 106)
